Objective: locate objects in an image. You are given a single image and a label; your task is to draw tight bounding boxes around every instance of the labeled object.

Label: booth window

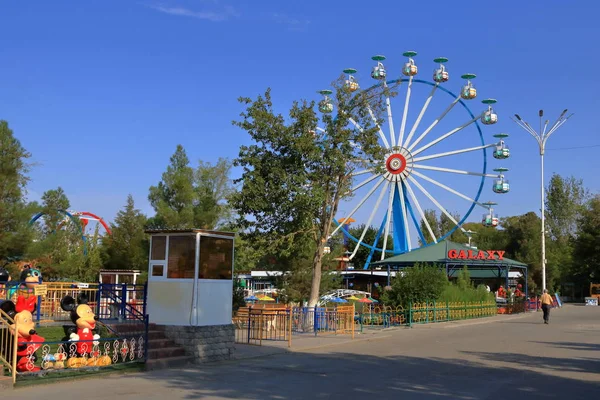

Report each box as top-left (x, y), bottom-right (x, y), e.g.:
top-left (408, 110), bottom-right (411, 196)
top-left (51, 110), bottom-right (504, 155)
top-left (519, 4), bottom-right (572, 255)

top-left (151, 265), bottom-right (164, 277)
top-left (167, 235), bottom-right (196, 279)
top-left (151, 236), bottom-right (167, 260)
top-left (199, 236), bottom-right (233, 280)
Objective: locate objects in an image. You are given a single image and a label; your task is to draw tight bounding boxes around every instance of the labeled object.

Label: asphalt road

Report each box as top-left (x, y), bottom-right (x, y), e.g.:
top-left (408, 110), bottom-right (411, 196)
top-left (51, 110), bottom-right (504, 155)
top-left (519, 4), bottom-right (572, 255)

top-left (8, 304), bottom-right (600, 399)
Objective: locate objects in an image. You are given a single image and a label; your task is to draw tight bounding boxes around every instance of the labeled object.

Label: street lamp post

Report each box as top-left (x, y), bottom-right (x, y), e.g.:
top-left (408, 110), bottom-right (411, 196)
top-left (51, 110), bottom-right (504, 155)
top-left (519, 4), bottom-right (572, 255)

top-left (511, 109), bottom-right (573, 290)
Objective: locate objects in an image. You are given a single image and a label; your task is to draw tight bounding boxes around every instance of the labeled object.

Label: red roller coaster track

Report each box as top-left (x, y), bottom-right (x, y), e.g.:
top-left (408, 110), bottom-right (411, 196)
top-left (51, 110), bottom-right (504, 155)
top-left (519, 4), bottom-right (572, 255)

top-left (72, 211), bottom-right (112, 236)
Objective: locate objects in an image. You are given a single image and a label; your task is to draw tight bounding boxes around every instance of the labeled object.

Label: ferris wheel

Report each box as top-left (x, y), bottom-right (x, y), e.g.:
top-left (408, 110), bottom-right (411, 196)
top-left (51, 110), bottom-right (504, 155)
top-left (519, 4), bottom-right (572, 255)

top-left (319, 52), bottom-right (511, 267)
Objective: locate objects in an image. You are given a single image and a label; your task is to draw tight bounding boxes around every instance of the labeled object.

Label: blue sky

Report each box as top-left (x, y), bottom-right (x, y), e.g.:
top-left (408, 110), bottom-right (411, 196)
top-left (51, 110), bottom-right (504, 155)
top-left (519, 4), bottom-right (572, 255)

top-left (1, 1), bottom-right (598, 240)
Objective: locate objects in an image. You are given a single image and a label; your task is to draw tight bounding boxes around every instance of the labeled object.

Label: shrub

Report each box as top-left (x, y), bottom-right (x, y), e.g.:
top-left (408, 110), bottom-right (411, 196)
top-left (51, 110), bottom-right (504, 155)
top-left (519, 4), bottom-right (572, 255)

top-left (381, 263), bottom-right (448, 308)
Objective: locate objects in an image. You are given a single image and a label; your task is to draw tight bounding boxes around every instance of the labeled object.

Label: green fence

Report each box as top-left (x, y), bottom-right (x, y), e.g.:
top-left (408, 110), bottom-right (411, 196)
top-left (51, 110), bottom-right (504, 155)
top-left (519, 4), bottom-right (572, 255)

top-left (408, 300), bottom-right (497, 326)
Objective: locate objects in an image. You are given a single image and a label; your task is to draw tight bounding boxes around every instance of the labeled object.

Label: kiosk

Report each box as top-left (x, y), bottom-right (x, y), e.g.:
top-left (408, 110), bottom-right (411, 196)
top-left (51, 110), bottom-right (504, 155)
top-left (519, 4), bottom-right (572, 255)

top-left (146, 229), bottom-right (235, 326)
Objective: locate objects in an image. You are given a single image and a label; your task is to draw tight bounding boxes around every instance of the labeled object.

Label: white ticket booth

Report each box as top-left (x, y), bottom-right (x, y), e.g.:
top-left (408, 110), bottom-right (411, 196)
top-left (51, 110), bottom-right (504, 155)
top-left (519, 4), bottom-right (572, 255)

top-left (145, 229), bottom-right (234, 326)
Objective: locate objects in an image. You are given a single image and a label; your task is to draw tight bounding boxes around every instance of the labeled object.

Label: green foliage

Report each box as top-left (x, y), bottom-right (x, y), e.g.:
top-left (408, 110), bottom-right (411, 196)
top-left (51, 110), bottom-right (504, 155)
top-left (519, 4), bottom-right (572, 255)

top-left (0, 121), bottom-right (34, 260)
top-left (148, 146), bottom-right (234, 230)
top-left (102, 195), bottom-right (148, 271)
top-left (345, 224), bottom-right (392, 269)
top-left (194, 158), bottom-right (234, 229)
top-left (418, 209), bottom-right (463, 245)
top-left (573, 195), bottom-right (600, 285)
top-left (274, 240), bottom-right (341, 303)
top-left (546, 174), bottom-right (587, 243)
top-left (440, 267), bottom-right (495, 303)
top-left (232, 280), bottom-right (246, 313)
top-left (232, 79), bottom-right (390, 306)
top-left (381, 263), bottom-right (448, 308)
top-left (502, 212), bottom-right (543, 292)
top-left (148, 145), bottom-right (196, 228)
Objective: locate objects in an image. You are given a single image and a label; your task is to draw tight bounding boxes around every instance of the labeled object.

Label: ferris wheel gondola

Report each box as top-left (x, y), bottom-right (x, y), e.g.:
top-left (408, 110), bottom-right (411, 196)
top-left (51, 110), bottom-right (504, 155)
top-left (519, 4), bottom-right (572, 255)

top-left (317, 51), bottom-right (511, 268)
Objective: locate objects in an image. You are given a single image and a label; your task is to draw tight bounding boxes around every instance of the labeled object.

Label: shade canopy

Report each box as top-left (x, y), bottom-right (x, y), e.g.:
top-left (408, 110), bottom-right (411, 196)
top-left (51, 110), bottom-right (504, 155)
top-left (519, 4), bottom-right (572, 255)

top-left (370, 240), bottom-right (527, 268)
top-left (328, 297), bottom-right (348, 303)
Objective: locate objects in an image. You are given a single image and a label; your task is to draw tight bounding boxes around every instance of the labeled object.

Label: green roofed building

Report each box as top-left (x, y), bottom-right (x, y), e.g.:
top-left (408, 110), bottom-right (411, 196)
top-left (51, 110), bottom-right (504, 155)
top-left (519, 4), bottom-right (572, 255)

top-left (370, 240), bottom-right (528, 295)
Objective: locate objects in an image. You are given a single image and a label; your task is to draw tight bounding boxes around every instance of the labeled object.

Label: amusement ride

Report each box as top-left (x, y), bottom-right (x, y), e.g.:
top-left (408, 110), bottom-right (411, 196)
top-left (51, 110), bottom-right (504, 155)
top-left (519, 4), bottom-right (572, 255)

top-left (29, 210), bottom-right (112, 253)
top-left (317, 52), bottom-right (511, 269)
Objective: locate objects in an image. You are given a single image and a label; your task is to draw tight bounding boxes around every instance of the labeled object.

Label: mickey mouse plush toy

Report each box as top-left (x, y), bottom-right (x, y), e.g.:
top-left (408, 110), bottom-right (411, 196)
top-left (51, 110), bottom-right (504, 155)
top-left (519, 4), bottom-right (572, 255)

top-left (0, 300), bottom-right (45, 372)
top-left (60, 293), bottom-right (111, 368)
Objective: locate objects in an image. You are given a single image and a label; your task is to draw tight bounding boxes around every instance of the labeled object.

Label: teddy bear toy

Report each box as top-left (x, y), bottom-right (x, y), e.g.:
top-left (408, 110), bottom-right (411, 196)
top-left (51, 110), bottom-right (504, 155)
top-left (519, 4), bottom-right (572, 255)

top-left (60, 293), bottom-right (111, 368)
top-left (0, 300), bottom-right (45, 372)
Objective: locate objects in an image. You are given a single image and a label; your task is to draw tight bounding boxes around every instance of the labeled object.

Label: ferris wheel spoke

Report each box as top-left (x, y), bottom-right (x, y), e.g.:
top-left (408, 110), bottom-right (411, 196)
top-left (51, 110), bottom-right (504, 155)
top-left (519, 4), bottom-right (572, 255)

top-left (330, 176), bottom-right (387, 238)
top-left (403, 84), bottom-right (438, 149)
top-left (396, 75), bottom-right (413, 148)
top-left (411, 170), bottom-right (487, 207)
top-left (380, 176), bottom-right (397, 260)
top-left (412, 116), bottom-right (481, 157)
top-left (349, 173), bottom-right (386, 193)
top-left (384, 82), bottom-right (396, 148)
top-left (350, 168), bottom-right (376, 177)
top-left (413, 164), bottom-right (499, 178)
top-left (407, 176), bottom-right (465, 233)
top-left (412, 143), bottom-right (496, 163)
top-left (349, 181), bottom-right (390, 259)
top-left (407, 96), bottom-right (461, 152)
top-left (395, 180), bottom-right (412, 251)
top-left (404, 181), bottom-right (437, 244)
top-left (366, 105), bottom-right (391, 149)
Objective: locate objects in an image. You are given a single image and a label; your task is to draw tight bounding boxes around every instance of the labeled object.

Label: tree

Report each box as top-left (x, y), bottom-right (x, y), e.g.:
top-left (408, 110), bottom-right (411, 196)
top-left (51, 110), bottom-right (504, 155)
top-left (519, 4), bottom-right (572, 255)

top-left (148, 146), bottom-right (235, 230)
top-left (345, 224), bottom-right (392, 269)
top-left (459, 222), bottom-right (508, 251)
top-left (0, 120), bottom-right (33, 260)
top-left (275, 241), bottom-right (341, 303)
top-left (545, 174), bottom-right (588, 288)
top-left (102, 195), bottom-right (148, 271)
top-left (545, 174), bottom-right (587, 243)
top-left (418, 209), bottom-right (463, 245)
top-left (148, 145), bottom-right (195, 228)
top-left (502, 212), bottom-right (545, 292)
top-left (572, 195), bottom-right (600, 286)
top-left (381, 263), bottom-right (448, 308)
top-left (40, 187), bottom-right (71, 234)
top-left (194, 158), bottom-right (234, 229)
top-left (232, 79), bottom-right (390, 307)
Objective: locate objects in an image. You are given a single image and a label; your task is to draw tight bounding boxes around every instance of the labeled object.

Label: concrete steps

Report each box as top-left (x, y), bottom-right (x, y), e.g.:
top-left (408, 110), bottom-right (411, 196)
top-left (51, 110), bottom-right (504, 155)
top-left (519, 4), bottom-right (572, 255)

top-left (105, 322), bottom-right (193, 370)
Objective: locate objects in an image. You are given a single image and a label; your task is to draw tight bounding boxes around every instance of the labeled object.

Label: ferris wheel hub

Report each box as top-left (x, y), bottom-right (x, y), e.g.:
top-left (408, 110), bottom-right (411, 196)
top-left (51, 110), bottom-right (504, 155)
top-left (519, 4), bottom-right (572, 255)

top-left (384, 148), bottom-right (414, 179)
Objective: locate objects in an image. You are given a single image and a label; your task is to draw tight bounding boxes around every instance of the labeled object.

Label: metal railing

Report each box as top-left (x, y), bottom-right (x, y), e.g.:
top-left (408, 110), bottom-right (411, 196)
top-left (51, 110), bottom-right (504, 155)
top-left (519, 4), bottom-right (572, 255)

top-left (0, 282), bottom-right (147, 323)
top-left (291, 305), bottom-right (355, 338)
top-left (96, 283), bottom-right (147, 321)
top-left (233, 306), bottom-right (292, 347)
top-left (0, 308), bottom-right (18, 384)
top-left (408, 300), bottom-right (497, 326)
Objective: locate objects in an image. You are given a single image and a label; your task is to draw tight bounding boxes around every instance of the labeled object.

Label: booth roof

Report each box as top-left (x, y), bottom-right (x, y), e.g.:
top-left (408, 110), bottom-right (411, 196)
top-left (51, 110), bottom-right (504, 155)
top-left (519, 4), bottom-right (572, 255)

top-left (370, 240), bottom-right (527, 268)
top-left (144, 228), bottom-right (235, 237)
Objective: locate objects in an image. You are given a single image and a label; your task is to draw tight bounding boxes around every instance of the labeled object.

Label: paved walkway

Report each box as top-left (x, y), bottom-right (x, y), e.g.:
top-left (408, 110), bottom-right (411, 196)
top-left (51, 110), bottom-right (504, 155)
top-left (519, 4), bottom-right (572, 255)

top-left (8, 305), bottom-right (600, 399)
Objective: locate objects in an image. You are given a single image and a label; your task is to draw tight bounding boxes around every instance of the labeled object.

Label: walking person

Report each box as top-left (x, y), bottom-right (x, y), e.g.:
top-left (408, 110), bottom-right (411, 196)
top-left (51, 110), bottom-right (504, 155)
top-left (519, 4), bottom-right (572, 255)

top-left (540, 289), bottom-right (553, 324)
